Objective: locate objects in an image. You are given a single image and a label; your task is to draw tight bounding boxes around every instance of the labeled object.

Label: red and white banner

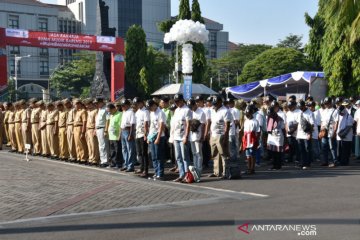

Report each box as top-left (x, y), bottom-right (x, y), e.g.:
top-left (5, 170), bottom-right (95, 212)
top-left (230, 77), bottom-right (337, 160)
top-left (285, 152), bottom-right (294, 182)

top-left (4, 28), bottom-right (122, 53)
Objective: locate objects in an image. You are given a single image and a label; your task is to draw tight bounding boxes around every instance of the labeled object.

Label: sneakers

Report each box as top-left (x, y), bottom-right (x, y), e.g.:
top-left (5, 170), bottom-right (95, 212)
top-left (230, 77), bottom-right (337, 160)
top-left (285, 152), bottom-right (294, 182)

top-left (328, 163), bottom-right (335, 168)
top-left (173, 177), bottom-right (183, 182)
top-left (302, 166), bottom-right (310, 170)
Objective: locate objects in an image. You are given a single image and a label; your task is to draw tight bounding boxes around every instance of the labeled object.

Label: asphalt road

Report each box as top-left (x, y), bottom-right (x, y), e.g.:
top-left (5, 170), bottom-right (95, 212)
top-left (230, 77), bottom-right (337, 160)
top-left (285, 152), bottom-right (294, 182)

top-left (0, 151), bottom-right (359, 240)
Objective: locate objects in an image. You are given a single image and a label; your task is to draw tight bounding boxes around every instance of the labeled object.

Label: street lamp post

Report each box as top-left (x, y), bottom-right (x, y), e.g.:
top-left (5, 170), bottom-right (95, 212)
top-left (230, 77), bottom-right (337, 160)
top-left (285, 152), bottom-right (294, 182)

top-left (14, 54), bottom-right (31, 101)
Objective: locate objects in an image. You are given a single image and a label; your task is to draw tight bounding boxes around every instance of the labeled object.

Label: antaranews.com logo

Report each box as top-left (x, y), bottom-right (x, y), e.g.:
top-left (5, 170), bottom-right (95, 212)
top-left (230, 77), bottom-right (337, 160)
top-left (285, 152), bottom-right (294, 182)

top-left (237, 222), bottom-right (317, 237)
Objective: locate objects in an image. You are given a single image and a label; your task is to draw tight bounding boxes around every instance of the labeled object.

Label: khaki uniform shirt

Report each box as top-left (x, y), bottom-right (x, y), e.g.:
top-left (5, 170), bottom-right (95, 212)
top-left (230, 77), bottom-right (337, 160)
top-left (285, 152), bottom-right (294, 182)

top-left (46, 110), bottom-right (59, 125)
top-left (86, 109), bottom-right (98, 129)
top-left (15, 110), bottom-right (23, 123)
top-left (74, 109), bottom-right (87, 127)
top-left (58, 110), bottom-right (68, 128)
top-left (8, 111), bottom-right (15, 124)
top-left (30, 108), bottom-right (41, 124)
top-left (21, 108), bottom-right (31, 124)
top-left (66, 108), bottom-right (75, 127)
top-left (40, 110), bottom-right (47, 129)
top-left (4, 110), bottom-right (10, 125)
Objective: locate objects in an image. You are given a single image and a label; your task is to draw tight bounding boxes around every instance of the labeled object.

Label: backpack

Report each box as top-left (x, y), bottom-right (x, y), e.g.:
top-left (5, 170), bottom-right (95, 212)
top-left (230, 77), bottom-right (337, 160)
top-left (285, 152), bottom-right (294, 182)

top-left (184, 171), bottom-right (194, 183)
top-left (189, 166), bottom-right (201, 183)
top-left (225, 164), bottom-right (242, 180)
top-left (300, 113), bottom-right (312, 134)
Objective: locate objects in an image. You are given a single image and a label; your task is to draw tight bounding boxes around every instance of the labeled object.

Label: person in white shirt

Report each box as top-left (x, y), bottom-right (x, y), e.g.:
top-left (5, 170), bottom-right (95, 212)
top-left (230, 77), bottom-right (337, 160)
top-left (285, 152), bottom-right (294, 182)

top-left (187, 99), bottom-right (206, 174)
top-left (242, 106), bottom-right (260, 174)
top-left (308, 101), bottom-right (321, 162)
top-left (319, 97), bottom-right (338, 168)
top-left (200, 96), bottom-right (213, 168)
top-left (296, 100), bottom-right (315, 169)
top-left (133, 97), bottom-right (150, 177)
top-left (172, 94), bottom-right (192, 182)
top-left (95, 98), bottom-right (110, 167)
top-left (285, 101), bottom-right (301, 163)
top-left (226, 99), bottom-right (240, 163)
top-left (120, 99), bottom-right (136, 172)
top-left (250, 100), bottom-right (265, 167)
top-left (147, 100), bottom-right (167, 180)
top-left (209, 96), bottom-right (232, 179)
top-left (337, 104), bottom-right (354, 166)
top-left (353, 100), bottom-right (360, 159)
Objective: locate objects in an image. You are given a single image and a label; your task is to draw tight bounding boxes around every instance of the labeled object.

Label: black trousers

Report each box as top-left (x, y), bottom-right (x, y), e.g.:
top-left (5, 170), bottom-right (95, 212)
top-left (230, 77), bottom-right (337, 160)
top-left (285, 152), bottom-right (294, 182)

top-left (337, 140), bottom-right (351, 166)
top-left (202, 139), bottom-right (211, 167)
top-left (287, 136), bottom-right (299, 162)
top-left (268, 150), bottom-right (282, 169)
top-left (109, 140), bottom-right (122, 167)
top-left (135, 137), bottom-right (149, 173)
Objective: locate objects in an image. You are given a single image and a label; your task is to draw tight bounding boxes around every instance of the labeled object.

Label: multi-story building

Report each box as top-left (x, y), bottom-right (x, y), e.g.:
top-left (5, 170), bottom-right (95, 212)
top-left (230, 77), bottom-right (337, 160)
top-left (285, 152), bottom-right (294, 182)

top-left (203, 17), bottom-right (229, 59)
top-left (0, 0), bottom-right (81, 99)
top-left (59, 0), bottom-right (171, 49)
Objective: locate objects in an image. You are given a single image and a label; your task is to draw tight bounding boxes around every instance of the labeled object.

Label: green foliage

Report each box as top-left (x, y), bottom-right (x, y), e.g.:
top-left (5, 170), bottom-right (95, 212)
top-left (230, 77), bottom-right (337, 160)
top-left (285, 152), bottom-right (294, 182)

top-left (192, 43), bottom-right (207, 84)
top-left (7, 77), bottom-right (16, 102)
top-left (306, 0), bottom-right (360, 95)
top-left (50, 52), bottom-right (95, 98)
top-left (125, 25), bottom-right (148, 96)
top-left (238, 48), bottom-right (314, 83)
top-left (191, 0), bottom-right (204, 23)
top-left (80, 86), bottom-right (91, 99)
top-left (158, 19), bottom-right (176, 33)
top-left (179, 0), bottom-right (191, 20)
top-left (277, 34), bottom-right (303, 51)
top-left (207, 44), bottom-right (272, 87)
top-left (139, 67), bottom-right (149, 96)
top-left (144, 46), bottom-right (173, 96)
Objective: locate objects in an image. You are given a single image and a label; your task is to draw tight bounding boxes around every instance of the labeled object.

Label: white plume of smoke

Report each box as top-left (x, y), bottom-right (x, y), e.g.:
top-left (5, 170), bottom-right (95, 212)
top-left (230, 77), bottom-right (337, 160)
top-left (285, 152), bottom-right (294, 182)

top-left (182, 44), bottom-right (193, 74)
top-left (164, 19), bottom-right (209, 44)
top-left (164, 20), bottom-right (209, 75)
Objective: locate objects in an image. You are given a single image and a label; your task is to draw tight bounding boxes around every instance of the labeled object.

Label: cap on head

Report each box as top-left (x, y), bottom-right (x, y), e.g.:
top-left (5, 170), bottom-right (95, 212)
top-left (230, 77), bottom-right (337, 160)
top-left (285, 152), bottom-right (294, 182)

top-left (174, 94), bottom-right (184, 102)
top-left (145, 99), bottom-right (156, 109)
top-left (120, 98), bottom-right (130, 106)
top-left (186, 98), bottom-right (196, 107)
top-left (297, 100), bottom-right (306, 108)
top-left (133, 97), bottom-right (142, 104)
top-left (195, 95), bottom-right (204, 102)
top-left (212, 95), bottom-right (222, 105)
top-left (342, 99), bottom-right (350, 106)
top-left (335, 97), bottom-right (343, 104)
top-left (28, 98), bottom-right (37, 104)
top-left (169, 103), bottom-right (177, 111)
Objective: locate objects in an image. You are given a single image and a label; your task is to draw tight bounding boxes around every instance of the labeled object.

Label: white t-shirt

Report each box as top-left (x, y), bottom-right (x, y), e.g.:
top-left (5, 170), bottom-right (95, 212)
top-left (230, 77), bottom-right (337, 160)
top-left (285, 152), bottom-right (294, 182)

top-left (244, 118), bottom-right (260, 148)
top-left (296, 109), bottom-right (315, 140)
top-left (210, 106), bottom-right (232, 137)
top-left (201, 107), bottom-right (211, 121)
top-left (286, 108), bottom-right (301, 137)
top-left (254, 110), bottom-right (265, 132)
top-left (149, 107), bottom-right (166, 137)
top-left (354, 109), bottom-right (360, 135)
top-left (320, 108), bottom-right (339, 137)
top-left (267, 118), bottom-right (285, 147)
top-left (120, 109), bottom-right (136, 129)
top-left (135, 107), bottom-right (150, 138)
top-left (229, 107), bottom-right (240, 136)
top-left (337, 113), bottom-right (354, 141)
top-left (277, 110), bottom-right (287, 123)
top-left (190, 108), bottom-right (206, 142)
top-left (173, 105), bottom-right (192, 141)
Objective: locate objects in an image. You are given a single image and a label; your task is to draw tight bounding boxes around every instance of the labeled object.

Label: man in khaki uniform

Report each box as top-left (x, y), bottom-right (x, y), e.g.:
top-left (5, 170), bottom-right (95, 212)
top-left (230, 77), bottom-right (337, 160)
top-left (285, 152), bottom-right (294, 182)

top-left (65, 99), bottom-right (76, 162)
top-left (21, 99), bottom-right (32, 150)
top-left (0, 102), bottom-right (4, 150)
top-left (73, 99), bottom-right (88, 163)
top-left (7, 103), bottom-right (17, 152)
top-left (14, 100), bottom-right (24, 153)
top-left (39, 101), bottom-right (50, 157)
top-left (3, 102), bottom-right (11, 147)
top-left (46, 102), bottom-right (59, 159)
top-left (57, 101), bottom-right (69, 161)
top-left (30, 99), bottom-right (42, 155)
top-left (85, 99), bottom-right (100, 165)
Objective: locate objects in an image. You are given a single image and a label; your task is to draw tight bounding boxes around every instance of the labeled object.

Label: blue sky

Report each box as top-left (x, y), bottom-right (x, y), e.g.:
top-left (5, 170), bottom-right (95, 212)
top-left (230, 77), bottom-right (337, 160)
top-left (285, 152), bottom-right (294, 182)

top-left (41, 0), bottom-right (318, 46)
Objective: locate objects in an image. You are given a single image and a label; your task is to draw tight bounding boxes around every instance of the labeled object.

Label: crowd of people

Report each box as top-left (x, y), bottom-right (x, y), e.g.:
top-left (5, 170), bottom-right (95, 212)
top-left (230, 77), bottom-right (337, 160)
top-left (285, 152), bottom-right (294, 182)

top-left (0, 94), bottom-right (358, 182)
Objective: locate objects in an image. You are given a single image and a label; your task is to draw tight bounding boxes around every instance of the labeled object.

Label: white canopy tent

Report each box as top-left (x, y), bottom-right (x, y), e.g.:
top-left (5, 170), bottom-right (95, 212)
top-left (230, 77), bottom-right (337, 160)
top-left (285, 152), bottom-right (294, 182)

top-left (152, 83), bottom-right (217, 96)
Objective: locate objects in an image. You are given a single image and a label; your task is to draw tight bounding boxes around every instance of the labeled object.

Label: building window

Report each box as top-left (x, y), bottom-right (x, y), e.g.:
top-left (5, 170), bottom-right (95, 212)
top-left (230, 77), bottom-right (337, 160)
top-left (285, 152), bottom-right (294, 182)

top-left (8, 15), bottom-right (19, 29)
top-left (39, 48), bottom-right (48, 57)
top-left (9, 60), bottom-right (21, 76)
top-left (38, 18), bottom-right (48, 31)
top-left (9, 46), bottom-right (20, 56)
top-left (59, 20), bottom-right (63, 32)
top-left (40, 60), bottom-right (49, 76)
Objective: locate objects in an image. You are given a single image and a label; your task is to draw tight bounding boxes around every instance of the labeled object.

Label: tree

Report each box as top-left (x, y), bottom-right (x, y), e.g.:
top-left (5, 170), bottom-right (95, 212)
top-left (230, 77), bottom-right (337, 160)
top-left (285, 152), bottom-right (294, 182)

top-left (305, 12), bottom-right (325, 70)
top-left (238, 48), bottom-right (315, 84)
top-left (305, 0), bottom-right (360, 95)
top-left (125, 25), bottom-right (148, 97)
top-left (50, 53), bottom-right (95, 98)
top-left (277, 34), bottom-right (303, 51)
top-left (191, 0), bottom-right (204, 23)
top-left (179, 0), bottom-right (191, 20)
top-left (207, 44), bottom-right (272, 87)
